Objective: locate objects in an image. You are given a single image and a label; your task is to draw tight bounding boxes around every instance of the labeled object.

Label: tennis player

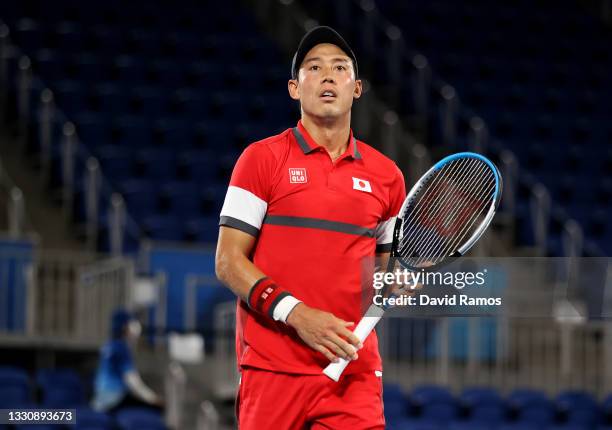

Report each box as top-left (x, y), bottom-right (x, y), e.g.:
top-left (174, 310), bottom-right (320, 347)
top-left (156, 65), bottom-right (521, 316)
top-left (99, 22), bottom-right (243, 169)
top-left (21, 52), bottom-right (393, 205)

top-left (216, 26), bottom-right (406, 429)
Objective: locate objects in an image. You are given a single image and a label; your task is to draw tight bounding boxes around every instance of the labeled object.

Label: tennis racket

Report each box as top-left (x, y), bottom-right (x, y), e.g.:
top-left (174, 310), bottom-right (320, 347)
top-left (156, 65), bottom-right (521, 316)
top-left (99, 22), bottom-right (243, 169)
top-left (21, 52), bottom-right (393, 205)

top-left (323, 152), bottom-right (503, 381)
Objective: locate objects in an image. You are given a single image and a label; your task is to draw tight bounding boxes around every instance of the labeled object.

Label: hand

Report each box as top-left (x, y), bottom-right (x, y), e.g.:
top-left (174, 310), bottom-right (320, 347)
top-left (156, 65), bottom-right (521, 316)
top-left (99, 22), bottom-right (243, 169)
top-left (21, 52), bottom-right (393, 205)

top-left (286, 303), bottom-right (363, 363)
top-left (152, 394), bottom-right (165, 407)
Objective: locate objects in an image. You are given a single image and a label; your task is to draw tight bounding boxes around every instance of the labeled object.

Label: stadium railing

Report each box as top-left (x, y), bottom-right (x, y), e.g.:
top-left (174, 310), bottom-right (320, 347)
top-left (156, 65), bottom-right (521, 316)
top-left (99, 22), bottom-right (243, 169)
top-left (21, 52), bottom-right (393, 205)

top-left (0, 244), bottom-right (135, 347)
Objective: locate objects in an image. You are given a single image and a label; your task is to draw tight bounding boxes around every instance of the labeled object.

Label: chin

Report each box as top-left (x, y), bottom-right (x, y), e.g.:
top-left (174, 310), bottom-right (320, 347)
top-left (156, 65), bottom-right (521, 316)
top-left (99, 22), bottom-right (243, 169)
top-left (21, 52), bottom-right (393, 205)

top-left (316, 105), bottom-right (343, 118)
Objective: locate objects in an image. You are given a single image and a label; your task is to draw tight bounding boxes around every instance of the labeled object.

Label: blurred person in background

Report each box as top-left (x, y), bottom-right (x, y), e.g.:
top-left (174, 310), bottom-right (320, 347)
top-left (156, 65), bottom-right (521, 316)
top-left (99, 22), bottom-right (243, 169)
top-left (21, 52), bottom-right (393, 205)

top-left (91, 309), bottom-right (163, 413)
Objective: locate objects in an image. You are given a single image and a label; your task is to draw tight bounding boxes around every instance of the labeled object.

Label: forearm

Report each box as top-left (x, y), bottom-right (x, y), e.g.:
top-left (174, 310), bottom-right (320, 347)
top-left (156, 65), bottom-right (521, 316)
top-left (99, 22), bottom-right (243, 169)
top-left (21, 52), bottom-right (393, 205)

top-left (215, 228), bottom-right (301, 322)
top-left (124, 371), bottom-right (159, 404)
top-left (216, 250), bottom-right (266, 302)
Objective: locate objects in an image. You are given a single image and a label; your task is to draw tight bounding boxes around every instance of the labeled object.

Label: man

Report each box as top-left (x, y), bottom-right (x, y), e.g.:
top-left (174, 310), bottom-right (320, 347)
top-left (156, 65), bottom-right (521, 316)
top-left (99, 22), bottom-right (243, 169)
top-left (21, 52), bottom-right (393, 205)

top-left (216, 26), bottom-right (405, 429)
top-left (91, 309), bottom-right (163, 413)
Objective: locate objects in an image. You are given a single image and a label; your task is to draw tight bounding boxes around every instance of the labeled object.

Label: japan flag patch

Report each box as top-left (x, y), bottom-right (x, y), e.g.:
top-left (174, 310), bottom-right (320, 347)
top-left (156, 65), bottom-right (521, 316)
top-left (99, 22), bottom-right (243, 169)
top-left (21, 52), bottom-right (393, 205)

top-left (352, 177), bottom-right (372, 193)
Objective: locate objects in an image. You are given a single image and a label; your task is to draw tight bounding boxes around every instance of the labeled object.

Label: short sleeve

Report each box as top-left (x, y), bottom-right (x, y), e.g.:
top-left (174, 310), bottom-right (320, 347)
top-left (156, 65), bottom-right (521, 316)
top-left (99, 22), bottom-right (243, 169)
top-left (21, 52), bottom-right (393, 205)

top-left (113, 341), bottom-right (135, 376)
top-left (375, 166), bottom-right (406, 252)
top-left (219, 143), bottom-right (275, 237)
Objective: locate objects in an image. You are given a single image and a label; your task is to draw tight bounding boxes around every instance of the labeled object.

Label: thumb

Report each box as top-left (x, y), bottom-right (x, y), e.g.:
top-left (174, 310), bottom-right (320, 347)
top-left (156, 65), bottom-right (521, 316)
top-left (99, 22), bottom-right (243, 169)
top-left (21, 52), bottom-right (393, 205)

top-left (341, 320), bottom-right (355, 327)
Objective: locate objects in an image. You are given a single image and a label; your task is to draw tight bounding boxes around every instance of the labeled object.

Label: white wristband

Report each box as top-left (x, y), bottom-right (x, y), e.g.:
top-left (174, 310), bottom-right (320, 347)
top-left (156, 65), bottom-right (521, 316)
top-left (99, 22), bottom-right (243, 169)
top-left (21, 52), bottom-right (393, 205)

top-left (272, 295), bottom-right (302, 323)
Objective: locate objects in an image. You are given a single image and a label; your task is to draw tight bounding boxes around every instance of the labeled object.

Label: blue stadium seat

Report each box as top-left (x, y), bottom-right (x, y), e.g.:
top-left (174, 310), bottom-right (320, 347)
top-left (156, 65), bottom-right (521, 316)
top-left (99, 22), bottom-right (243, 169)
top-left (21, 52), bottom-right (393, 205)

top-left (90, 83), bottom-right (129, 115)
top-left (556, 390), bottom-right (598, 412)
top-left (130, 86), bottom-right (166, 118)
top-left (183, 216), bottom-right (219, 243)
top-left (96, 146), bottom-right (134, 180)
top-left (119, 179), bottom-right (159, 219)
top-left (0, 366), bottom-right (32, 408)
top-left (159, 181), bottom-right (200, 215)
top-left (36, 368), bottom-right (86, 408)
top-left (111, 116), bottom-right (151, 147)
top-left (410, 385), bottom-right (455, 406)
top-left (461, 387), bottom-right (503, 408)
top-left (54, 80), bottom-right (86, 113)
top-left (75, 407), bottom-right (114, 430)
top-left (382, 383), bottom-right (410, 422)
top-left (115, 407), bottom-right (166, 430)
top-left (143, 215), bottom-right (182, 241)
top-left (111, 55), bottom-right (147, 83)
top-left (508, 389), bottom-right (549, 409)
top-left (34, 49), bottom-right (66, 82)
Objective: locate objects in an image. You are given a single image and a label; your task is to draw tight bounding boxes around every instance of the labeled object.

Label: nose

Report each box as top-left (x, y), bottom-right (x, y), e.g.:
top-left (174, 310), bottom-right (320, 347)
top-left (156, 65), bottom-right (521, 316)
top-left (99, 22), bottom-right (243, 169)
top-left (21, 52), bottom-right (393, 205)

top-left (321, 65), bottom-right (335, 84)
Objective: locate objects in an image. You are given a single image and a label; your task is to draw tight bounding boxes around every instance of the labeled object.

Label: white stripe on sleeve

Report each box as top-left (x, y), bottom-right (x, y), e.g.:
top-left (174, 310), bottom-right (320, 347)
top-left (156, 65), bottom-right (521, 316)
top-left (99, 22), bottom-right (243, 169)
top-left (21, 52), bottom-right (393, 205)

top-left (220, 185), bottom-right (268, 231)
top-left (375, 216), bottom-right (396, 245)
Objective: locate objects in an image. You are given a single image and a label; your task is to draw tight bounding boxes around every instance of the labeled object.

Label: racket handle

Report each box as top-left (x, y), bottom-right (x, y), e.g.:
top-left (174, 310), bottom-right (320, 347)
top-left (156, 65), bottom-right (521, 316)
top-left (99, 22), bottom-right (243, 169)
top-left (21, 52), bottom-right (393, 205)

top-left (322, 304), bottom-right (384, 382)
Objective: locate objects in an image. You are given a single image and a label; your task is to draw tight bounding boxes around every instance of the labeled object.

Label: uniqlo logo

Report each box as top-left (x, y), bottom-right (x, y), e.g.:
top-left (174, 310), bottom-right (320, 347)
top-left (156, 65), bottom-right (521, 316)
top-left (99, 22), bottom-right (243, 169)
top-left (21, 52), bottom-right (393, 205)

top-left (289, 168), bottom-right (307, 184)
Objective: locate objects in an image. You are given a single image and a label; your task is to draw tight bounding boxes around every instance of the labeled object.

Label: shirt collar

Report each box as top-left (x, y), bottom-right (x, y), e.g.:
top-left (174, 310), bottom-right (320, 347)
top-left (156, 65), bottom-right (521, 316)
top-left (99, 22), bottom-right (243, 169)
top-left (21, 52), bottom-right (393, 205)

top-left (293, 120), bottom-right (362, 160)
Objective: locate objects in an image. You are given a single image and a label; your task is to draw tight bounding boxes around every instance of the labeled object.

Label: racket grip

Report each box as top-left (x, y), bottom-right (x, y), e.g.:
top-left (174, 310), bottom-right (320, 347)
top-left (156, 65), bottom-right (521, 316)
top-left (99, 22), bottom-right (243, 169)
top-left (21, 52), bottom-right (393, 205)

top-left (322, 304), bottom-right (384, 382)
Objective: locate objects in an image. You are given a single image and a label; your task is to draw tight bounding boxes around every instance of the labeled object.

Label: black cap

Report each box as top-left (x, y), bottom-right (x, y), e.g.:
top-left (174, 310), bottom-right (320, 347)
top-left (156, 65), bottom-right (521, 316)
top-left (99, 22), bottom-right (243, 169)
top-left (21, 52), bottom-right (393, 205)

top-left (291, 26), bottom-right (358, 79)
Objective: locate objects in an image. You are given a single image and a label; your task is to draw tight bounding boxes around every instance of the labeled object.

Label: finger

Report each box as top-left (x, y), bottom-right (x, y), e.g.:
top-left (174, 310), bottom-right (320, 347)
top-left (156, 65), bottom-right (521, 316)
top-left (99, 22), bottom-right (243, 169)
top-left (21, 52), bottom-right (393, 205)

top-left (321, 338), bottom-right (351, 360)
top-left (340, 320), bottom-right (355, 327)
top-left (327, 334), bottom-right (359, 360)
top-left (338, 326), bottom-right (363, 349)
top-left (315, 344), bottom-right (339, 363)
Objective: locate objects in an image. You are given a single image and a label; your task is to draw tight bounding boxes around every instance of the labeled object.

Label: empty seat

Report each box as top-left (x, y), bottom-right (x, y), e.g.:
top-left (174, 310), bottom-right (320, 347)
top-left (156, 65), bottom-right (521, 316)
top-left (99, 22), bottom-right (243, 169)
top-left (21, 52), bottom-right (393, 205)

top-left (158, 181), bottom-right (200, 215)
top-left (115, 407), bottom-right (166, 430)
top-left (36, 368), bottom-right (86, 408)
top-left (74, 407), bottom-right (114, 430)
top-left (143, 215), bottom-right (182, 241)
top-left (133, 149), bottom-right (177, 179)
top-left (0, 366), bottom-right (32, 408)
top-left (183, 216), bottom-right (220, 243)
top-left (119, 179), bottom-right (158, 219)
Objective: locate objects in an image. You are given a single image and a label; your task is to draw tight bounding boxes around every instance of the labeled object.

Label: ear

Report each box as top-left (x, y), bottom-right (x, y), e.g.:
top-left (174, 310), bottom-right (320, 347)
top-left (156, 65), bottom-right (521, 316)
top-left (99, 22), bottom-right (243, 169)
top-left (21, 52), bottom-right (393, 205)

top-left (353, 79), bottom-right (363, 100)
top-left (288, 79), bottom-right (300, 100)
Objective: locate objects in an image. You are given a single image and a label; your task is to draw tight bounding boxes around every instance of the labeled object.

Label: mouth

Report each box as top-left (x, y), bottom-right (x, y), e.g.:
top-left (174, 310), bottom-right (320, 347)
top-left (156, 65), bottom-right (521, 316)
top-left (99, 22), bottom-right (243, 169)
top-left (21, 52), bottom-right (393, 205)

top-left (319, 89), bottom-right (337, 100)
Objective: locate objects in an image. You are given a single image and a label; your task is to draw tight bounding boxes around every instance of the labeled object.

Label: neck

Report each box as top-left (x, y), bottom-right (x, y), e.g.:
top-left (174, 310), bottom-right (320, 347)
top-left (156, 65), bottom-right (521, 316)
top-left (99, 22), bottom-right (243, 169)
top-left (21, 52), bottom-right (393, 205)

top-left (301, 113), bottom-right (351, 160)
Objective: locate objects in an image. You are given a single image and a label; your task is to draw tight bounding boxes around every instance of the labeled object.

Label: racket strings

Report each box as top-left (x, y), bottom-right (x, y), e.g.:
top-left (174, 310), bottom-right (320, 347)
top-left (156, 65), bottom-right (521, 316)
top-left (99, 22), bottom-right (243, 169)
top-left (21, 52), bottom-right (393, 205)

top-left (398, 157), bottom-right (474, 255)
top-left (416, 169), bottom-right (494, 264)
top-left (414, 179), bottom-right (495, 266)
top-left (399, 158), bottom-right (484, 258)
top-left (411, 180), bottom-right (493, 267)
top-left (430, 183), bottom-right (495, 264)
top-left (397, 158), bottom-right (496, 266)
top-left (401, 159), bottom-right (488, 258)
top-left (415, 175), bottom-right (494, 265)
top-left (398, 158), bottom-right (476, 261)
top-left (411, 166), bottom-right (495, 264)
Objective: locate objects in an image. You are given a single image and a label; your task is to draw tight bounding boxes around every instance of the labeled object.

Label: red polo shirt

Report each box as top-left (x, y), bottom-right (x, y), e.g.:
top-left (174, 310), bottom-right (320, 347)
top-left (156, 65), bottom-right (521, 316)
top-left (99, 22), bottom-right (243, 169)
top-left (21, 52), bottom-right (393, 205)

top-left (220, 120), bottom-right (406, 375)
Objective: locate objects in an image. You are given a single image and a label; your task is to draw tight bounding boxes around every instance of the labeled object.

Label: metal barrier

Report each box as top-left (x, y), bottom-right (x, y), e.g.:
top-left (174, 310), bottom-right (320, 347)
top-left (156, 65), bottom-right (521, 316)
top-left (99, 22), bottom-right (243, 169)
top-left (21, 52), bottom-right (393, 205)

top-left (213, 300), bottom-right (238, 399)
top-left (75, 255), bottom-right (134, 343)
top-left (183, 274), bottom-right (221, 331)
top-left (379, 316), bottom-right (612, 398)
top-left (0, 236), bottom-right (35, 334)
top-left (197, 400), bottom-right (220, 430)
top-left (0, 159), bottom-right (30, 237)
top-left (165, 361), bottom-right (187, 430)
top-left (0, 244), bottom-right (134, 346)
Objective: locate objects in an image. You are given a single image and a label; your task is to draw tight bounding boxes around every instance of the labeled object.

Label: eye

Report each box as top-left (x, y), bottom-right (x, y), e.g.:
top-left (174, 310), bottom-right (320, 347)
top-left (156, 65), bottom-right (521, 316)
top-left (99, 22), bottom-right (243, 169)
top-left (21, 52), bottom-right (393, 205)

top-left (310, 65), bottom-right (320, 71)
top-left (336, 65), bottom-right (346, 71)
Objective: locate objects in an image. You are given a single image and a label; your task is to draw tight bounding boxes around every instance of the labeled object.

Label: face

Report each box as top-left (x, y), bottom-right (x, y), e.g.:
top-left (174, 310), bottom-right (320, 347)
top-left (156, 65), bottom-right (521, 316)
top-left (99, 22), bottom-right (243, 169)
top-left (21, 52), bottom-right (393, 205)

top-left (288, 43), bottom-right (362, 120)
top-left (126, 320), bottom-right (142, 340)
